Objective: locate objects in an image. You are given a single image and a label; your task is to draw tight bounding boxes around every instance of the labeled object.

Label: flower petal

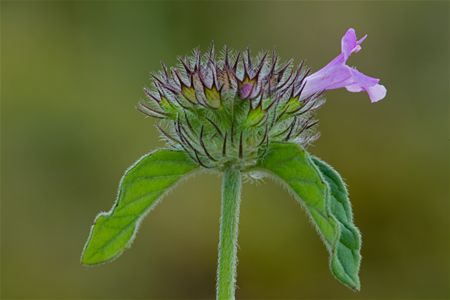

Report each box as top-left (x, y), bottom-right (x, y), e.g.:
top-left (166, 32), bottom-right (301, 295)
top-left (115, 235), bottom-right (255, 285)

top-left (366, 84), bottom-right (387, 103)
top-left (341, 28), bottom-right (367, 61)
top-left (341, 28), bottom-right (358, 60)
top-left (302, 27), bottom-right (386, 103)
top-left (302, 64), bottom-right (352, 99)
top-left (344, 68), bottom-right (386, 102)
top-left (349, 68), bottom-right (380, 87)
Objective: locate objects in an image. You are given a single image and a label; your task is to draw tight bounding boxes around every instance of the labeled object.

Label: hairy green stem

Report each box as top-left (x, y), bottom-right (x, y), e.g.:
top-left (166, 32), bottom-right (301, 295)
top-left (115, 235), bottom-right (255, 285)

top-left (216, 168), bottom-right (242, 300)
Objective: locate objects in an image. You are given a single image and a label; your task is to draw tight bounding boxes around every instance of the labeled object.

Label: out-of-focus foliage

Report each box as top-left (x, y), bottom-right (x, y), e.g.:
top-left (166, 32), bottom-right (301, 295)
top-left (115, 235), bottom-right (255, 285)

top-left (1, 1), bottom-right (448, 299)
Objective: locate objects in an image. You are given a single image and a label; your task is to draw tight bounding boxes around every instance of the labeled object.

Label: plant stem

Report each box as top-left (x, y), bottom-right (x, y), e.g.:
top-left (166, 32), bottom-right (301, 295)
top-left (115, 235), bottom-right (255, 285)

top-left (216, 168), bottom-right (242, 300)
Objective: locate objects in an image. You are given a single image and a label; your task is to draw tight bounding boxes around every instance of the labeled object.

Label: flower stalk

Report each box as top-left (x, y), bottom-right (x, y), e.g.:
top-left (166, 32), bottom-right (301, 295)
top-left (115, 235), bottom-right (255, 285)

top-left (217, 167), bottom-right (242, 300)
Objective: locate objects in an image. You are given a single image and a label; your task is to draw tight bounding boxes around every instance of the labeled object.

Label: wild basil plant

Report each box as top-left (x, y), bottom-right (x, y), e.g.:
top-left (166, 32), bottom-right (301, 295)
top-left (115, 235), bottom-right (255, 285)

top-left (81, 28), bottom-right (386, 299)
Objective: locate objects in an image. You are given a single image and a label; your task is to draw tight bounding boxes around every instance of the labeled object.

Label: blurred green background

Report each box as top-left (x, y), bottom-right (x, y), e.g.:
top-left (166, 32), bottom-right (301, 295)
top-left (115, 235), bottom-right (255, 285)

top-left (1, 1), bottom-right (449, 299)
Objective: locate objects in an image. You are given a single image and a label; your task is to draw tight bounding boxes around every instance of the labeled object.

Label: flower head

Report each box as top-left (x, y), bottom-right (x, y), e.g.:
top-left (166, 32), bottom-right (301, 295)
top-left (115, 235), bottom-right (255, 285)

top-left (302, 28), bottom-right (387, 102)
top-left (140, 47), bottom-right (322, 170)
top-left (139, 29), bottom-right (386, 170)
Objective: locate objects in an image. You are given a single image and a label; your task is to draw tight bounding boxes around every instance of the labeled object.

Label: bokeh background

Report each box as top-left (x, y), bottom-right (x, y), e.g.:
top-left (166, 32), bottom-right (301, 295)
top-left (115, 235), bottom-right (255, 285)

top-left (1, 1), bottom-right (449, 299)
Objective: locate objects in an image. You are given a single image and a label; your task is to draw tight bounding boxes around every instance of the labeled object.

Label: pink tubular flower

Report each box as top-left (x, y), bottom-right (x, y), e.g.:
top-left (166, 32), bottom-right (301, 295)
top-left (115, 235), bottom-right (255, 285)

top-left (301, 28), bottom-right (387, 103)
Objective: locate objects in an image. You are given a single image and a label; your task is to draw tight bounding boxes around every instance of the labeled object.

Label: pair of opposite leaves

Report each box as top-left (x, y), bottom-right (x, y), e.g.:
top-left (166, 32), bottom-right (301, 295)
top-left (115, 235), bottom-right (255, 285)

top-left (81, 142), bottom-right (361, 291)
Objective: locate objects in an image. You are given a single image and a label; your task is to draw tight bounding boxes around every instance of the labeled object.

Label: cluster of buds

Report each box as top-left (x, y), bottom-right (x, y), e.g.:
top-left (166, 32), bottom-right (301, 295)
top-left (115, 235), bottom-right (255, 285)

top-left (139, 46), bottom-right (323, 170)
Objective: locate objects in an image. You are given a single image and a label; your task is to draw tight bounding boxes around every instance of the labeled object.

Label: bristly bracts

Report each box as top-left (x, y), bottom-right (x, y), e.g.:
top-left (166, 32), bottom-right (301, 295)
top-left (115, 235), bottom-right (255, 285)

top-left (139, 45), bottom-right (324, 170)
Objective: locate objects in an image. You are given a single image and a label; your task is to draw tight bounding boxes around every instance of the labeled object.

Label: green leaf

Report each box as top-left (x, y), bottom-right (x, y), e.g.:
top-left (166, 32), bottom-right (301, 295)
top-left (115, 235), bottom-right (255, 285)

top-left (81, 149), bottom-right (198, 265)
top-left (311, 155), bottom-right (362, 290)
top-left (255, 142), bottom-right (361, 290)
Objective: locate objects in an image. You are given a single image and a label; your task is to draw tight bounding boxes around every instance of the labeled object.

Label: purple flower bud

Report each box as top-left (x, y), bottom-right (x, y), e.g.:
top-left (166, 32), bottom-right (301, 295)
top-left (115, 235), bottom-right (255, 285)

top-left (302, 28), bottom-right (387, 103)
top-left (239, 82), bottom-right (254, 99)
